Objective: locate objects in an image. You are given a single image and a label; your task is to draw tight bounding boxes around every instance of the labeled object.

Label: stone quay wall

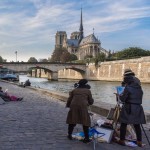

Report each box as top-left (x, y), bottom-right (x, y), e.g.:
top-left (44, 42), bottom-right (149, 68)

top-left (2, 79), bottom-right (150, 123)
top-left (59, 56), bottom-right (150, 83)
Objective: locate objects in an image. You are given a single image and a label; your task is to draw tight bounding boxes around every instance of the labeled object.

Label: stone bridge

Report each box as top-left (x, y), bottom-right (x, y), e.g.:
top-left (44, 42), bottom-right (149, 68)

top-left (0, 62), bottom-right (86, 80)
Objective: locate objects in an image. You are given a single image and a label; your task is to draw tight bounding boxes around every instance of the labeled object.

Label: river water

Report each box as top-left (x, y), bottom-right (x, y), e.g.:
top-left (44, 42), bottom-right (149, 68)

top-left (19, 75), bottom-right (150, 112)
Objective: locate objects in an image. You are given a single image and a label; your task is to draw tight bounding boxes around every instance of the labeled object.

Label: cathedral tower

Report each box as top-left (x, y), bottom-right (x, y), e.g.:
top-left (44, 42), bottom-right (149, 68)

top-left (55, 31), bottom-right (67, 48)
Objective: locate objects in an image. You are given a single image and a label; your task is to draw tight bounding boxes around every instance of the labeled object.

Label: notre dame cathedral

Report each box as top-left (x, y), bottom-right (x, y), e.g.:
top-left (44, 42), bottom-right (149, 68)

top-left (55, 9), bottom-right (109, 60)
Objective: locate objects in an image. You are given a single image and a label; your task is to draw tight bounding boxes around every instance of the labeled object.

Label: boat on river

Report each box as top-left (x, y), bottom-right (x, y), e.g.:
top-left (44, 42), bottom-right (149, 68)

top-left (0, 66), bottom-right (19, 81)
top-left (1, 73), bottom-right (19, 81)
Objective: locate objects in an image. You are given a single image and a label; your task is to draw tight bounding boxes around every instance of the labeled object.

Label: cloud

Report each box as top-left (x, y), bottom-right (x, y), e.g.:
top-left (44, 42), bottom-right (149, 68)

top-left (0, 0), bottom-right (150, 61)
top-left (84, 1), bottom-right (150, 31)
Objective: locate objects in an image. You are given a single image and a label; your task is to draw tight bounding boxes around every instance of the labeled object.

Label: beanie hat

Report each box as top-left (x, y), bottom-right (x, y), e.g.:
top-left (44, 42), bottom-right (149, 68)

top-left (78, 79), bottom-right (88, 86)
top-left (124, 68), bottom-right (135, 76)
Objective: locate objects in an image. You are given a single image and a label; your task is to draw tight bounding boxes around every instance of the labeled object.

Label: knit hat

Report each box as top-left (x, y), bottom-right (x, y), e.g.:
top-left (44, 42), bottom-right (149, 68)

top-left (78, 79), bottom-right (88, 86)
top-left (124, 68), bottom-right (135, 76)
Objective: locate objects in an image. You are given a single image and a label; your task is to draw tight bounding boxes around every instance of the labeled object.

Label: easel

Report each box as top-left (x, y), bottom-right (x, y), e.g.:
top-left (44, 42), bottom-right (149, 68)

top-left (107, 93), bottom-right (122, 129)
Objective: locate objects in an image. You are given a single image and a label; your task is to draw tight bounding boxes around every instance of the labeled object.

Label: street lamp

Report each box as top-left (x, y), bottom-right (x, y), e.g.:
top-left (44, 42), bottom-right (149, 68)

top-left (15, 51), bottom-right (17, 62)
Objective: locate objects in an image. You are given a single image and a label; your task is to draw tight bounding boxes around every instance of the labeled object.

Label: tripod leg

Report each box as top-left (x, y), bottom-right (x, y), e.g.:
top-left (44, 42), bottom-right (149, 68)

top-left (141, 124), bottom-right (150, 146)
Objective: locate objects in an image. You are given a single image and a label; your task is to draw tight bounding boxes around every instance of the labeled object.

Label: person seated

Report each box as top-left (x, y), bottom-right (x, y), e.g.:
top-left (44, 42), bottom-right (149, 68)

top-left (24, 79), bottom-right (31, 87)
top-left (0, 87), bottom-right (23, 102)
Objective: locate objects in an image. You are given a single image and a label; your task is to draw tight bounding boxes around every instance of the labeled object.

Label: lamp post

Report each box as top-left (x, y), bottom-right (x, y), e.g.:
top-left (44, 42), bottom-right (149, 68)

top-left (15, 51), bottom-right (17, 62)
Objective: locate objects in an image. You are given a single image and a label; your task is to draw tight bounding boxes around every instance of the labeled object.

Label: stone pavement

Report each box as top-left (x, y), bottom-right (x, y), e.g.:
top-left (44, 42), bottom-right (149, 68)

top-left (0, 81), bottom-right (150, 150)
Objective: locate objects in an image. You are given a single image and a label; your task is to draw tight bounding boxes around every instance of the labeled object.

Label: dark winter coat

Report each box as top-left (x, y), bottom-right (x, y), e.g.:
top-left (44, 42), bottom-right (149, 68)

top-left (66, 88), bottom-right (94, 127)
top-left (24, 80), bottom-right (31, 87)
top-left (119, 83), bottom-right (146, 124)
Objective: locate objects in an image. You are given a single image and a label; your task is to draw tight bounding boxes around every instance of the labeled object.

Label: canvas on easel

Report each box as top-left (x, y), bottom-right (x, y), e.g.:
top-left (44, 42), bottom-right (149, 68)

top-left (107, 86), bottom-right (124, 120)
top-left (116, 86), bottom-right (125, 95)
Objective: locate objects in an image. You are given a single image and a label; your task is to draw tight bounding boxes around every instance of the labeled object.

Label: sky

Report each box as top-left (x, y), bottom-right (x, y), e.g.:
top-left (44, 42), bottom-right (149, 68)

top-left (0, 0), bottom-right (150, 62)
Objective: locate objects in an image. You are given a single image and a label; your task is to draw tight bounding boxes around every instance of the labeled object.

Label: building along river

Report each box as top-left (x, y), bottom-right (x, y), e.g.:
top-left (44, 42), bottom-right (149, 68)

top-left (19, 75), bottom-right (150, 112)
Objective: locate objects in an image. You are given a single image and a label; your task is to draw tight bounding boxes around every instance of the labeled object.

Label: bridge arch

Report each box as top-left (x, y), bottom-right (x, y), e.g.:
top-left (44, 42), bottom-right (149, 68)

top-left (28, 66), bottom-right (58, 80)
top-left (58, 67), bottom-right (86, 80)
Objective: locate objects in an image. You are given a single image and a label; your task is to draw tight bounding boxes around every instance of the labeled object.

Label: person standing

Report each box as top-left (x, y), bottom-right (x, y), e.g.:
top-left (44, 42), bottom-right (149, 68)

top-left (118, 76), bottom-right (146, 147)
top-left (66, 79), bottom-right (94, 143)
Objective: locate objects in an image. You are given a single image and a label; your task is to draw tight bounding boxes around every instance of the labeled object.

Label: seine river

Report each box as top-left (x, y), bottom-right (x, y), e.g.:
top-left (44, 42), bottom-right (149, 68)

top-left (19, 75), bottom-right (150, 112)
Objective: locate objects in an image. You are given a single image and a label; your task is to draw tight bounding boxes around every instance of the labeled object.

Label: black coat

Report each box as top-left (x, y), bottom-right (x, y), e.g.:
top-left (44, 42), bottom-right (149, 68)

top-left (119, 83), bottom-right (146, 124)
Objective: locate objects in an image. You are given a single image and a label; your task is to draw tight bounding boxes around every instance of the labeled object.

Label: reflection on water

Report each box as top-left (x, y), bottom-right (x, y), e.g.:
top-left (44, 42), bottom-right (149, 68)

top-left (19, 75), bottom-right (150, 111)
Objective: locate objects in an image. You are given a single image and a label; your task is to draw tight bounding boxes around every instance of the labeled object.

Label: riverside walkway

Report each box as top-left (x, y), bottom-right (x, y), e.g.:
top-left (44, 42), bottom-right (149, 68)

top-left (0, 81), bottom-right (150, 150)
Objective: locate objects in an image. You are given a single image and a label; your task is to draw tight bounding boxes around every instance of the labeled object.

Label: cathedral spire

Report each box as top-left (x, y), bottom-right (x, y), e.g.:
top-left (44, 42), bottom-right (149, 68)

top-left (79, 8), bottom-right (84, 43)
top-left (79, 8), bottom-right (83, 32)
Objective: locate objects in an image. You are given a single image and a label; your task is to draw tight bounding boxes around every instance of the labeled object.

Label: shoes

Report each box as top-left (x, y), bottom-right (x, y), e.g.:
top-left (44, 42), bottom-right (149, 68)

top-left (67, 135), bottom-right (73, 140)
top-left (135, 141), bottom-right (143, 147)
top-left (18, 97), bottom-right (23, 101)
top-left (117, 140), bottom-right (125, 146)
top-left (82, 138), bottom-right (92, 144)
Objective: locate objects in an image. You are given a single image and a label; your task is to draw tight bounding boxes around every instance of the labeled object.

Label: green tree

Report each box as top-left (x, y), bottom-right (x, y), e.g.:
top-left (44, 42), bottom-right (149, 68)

top-left (50, 47), bottom-right (76, 62)
top-left (60, 51), bottom-right (71, 63)
top-left (28, 57), bottom-right (38, 62)
top-left (50, 47), bottom-right (64, 62)
top-left (70, 54), bottom-right (78, 61)
top-left (39, 58), bottom-right (48, 62)
top-left (0, 56), bottom-right (6, 62)
top-left (84, 55), bottom-right (93, 64)
top-left (94, 53), bottom-right (106, 66)
top-left (113, 47), bottom-right (150, 60)
top-left (0, 56), bottom-right (3, 62)
top-left (107, 50), bottom-right (112, 59)
top-left (96, 53), bottom-right (106, 62)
